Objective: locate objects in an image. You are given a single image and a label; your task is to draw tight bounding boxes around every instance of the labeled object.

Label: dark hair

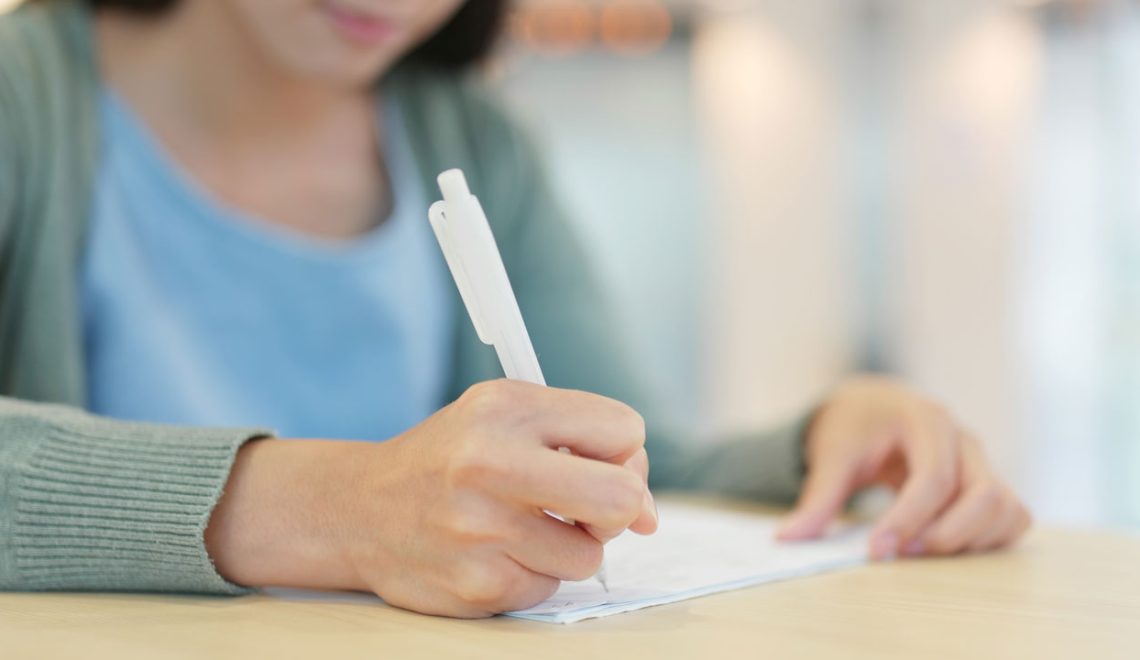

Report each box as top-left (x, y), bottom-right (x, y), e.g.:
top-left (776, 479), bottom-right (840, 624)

top-left (81, 0), bottom-right (508, 69)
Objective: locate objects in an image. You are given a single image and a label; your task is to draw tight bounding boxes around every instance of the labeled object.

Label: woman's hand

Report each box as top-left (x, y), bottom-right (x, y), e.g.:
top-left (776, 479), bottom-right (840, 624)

top-left (205, 380), bottom-right (657, 618)
top-left (777, 376), bottom-right (1031, 559)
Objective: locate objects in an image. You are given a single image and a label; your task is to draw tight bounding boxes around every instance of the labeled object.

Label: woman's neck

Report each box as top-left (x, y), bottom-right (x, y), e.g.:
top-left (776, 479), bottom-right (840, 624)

top-left (94, 4), bottom-right (368, 148)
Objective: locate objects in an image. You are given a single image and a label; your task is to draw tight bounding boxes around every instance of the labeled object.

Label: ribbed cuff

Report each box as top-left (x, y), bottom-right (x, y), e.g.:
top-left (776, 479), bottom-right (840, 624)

top-left (664, 411), bottom-right (814, 506)
top-left (7, 412), bottom-right (267, 594)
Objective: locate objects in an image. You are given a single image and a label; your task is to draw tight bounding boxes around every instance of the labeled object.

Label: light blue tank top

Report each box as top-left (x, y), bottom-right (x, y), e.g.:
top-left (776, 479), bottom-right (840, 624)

top-left (81, 91), bottom-right (455, 441)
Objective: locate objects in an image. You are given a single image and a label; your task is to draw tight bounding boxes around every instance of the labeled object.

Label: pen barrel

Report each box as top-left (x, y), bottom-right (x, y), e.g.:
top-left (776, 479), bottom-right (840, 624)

top-left (493, 320), bottom-right (545, 386)
top-left (457, 193), bottom-right (545, 386)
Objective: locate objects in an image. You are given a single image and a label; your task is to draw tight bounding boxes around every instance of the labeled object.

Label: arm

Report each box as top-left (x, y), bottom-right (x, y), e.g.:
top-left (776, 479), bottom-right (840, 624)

top-left (0, 397), bottom-right (263, 593)
top-left (1, 385), bottom-right (656, 614)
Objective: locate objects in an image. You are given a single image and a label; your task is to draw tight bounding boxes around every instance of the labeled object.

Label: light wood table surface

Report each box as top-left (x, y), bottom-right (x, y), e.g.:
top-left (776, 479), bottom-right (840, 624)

top-left (2, 500), bottom-right (1138, 660)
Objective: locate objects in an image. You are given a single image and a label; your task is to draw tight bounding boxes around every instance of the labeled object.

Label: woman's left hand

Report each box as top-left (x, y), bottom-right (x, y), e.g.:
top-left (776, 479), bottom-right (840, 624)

top-left (777, 376), bottom-right (1032, 559)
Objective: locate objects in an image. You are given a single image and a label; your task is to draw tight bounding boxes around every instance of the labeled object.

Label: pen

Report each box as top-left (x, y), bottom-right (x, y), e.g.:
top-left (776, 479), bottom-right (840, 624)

top-left (428, 169), bottom-right (610, 593)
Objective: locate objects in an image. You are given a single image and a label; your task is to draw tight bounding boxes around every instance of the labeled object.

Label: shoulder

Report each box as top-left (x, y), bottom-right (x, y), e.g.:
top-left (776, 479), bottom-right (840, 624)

top-left (390, 65), bottom-right (536, 162)
top-left (0, 1), bottom-right (100, 239)
top-left (388, 66), bottom-right (547, 226)
top-left (0, 1), bottom-right (95, 93)
top-left (0, 1), bottom-right (98, 149)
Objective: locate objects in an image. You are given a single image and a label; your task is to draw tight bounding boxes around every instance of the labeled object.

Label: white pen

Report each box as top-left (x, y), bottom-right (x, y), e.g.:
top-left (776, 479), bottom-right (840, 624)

top-left (428, 168), bottom-right (610, 593)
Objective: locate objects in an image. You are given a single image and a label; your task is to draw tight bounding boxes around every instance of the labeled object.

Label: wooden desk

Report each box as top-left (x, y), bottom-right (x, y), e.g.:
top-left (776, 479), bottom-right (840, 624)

top-left (2, 507), bottom-right (1138, 660)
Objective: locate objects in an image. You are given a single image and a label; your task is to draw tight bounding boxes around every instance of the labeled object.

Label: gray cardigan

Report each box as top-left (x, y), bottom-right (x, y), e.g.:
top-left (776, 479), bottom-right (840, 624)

top-left (0, 1), bottom-right (807, 594)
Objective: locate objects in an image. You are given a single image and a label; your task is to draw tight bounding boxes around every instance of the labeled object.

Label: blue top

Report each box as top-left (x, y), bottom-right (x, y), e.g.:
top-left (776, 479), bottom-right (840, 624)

top-left (81, 91), bottom-right (455, 441)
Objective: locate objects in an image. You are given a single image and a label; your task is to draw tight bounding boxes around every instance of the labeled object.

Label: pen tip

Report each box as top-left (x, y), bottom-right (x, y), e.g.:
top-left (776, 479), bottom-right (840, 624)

top-left (596, 562), bottom-right (610, 592)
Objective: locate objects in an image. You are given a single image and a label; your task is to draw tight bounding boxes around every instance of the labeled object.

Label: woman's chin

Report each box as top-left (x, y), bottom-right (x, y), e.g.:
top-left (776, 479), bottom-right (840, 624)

top-left (284, 47), bottom-right (400, 89)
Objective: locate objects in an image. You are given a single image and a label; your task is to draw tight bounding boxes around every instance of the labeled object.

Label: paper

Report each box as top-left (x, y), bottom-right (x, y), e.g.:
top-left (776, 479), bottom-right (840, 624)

top-left (507, 502), bottom-right (870, 624)
top-left (265, 503), bottom-right (869, 625)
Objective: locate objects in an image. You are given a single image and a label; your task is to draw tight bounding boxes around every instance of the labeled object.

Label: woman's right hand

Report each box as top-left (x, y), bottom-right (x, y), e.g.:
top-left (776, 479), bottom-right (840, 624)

top-left (205, 380), bottom-right (658, 618)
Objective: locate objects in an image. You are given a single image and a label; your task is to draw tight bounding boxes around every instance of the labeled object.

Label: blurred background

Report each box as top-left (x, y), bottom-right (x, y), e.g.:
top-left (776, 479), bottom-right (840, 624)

top-left (3, 0), bottom-right (1136, 529)
top-left (489, 0), bottom-right (1140, 530)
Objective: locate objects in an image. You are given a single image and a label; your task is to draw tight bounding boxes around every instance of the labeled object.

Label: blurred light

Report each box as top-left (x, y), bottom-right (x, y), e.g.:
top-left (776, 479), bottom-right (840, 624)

top-left (510, 0), bottom-right (675, 58)
top-left (599, 1), bottom-right (673, 56)
top-left (0, 0), bottom-right (22, 15)
top-left (510, 1), bottom-right (596, 57)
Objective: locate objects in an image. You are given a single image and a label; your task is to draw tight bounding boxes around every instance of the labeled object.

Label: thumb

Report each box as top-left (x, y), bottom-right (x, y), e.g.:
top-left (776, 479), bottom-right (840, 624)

top-left (777, 455), bottom-right (858, 541)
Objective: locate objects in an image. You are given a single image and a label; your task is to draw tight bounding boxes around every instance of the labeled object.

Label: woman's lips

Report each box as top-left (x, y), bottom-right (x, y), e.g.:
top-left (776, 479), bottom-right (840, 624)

top-left (325, 4), bottom-right (398, 46)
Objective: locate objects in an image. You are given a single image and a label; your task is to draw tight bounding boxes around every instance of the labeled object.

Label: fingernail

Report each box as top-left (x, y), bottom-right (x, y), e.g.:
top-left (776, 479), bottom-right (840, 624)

top-left (644, 489), bottom-right (658, 524)
top-left (903, 539), bottom-right (925, 557)
top-left (871, 532), bottom-right (898, 561)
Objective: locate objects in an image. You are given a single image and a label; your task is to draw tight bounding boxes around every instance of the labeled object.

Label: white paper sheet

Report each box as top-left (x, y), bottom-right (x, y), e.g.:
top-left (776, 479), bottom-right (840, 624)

top-left (507, 502), bottom-right (870, 624)
top-left (265, 503), bottom-right (870, 625)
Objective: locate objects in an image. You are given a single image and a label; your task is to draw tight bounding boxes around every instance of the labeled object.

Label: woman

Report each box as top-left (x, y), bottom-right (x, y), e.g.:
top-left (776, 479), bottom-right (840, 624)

top-left (0, 0), bottom-right (1030, 618)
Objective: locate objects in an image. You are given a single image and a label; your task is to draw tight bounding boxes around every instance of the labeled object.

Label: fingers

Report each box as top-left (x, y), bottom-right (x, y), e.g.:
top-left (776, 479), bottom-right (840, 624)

top-left (505, 510), bottom-right (604, 581)
top-left (901, 437), bottom-right (1033, 558)
top-left (624, 448), bottom-right (659, 535)
top-left (535, 389), bottom-right (646, 463)
top-left (461, 380), bottom-right (646, 464)
top-left (494, 567), bottom-right (561, 613)
top-left (900, 436), bottom-right (986, 555)
top-left (969, 499), bottom-right (1031, 552)
top-left (522, 386), bottom-right (657, 535)
top-left (452, 380), bottom-right (655, 537)
top-left (625, 446), bottom-right (649, 483)
top-left (910, 481), bottom-right (998, 556)
top-left (583, 447), bottom-right (657, 541)
top-left (450, 557), bottom-right (562, 617)
top-left (779, 378), bottom-right (1032, 565)
top-left (869, 412), bottom-right (959, 558)
top-left (484, 447), bottom-right (648, 531)
top-left (777, 450), bottom-right (860, 541)
top-left (907, 483), bottom-right (1030, 557)
top-left (382, 550), bottom-right (560, 619)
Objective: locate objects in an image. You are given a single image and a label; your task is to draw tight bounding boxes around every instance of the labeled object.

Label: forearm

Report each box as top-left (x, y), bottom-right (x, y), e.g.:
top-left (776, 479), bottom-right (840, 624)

top-left (0, 396), bottom-right (265, 593)
top-left (647, 413), bottom-right (812, 505)
top-left (204, 438), bottom-right (371, 591)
